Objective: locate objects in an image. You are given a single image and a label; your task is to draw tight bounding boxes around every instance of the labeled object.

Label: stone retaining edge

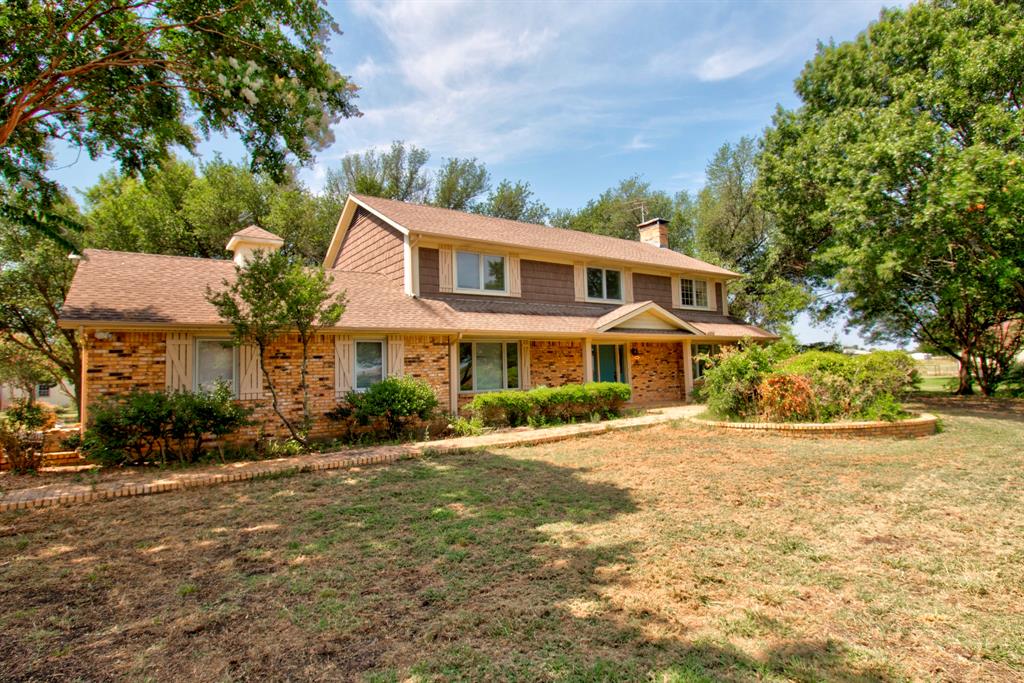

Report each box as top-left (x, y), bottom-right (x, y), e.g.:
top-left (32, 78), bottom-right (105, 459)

top-left (688, 412), bottom-right (938, 439)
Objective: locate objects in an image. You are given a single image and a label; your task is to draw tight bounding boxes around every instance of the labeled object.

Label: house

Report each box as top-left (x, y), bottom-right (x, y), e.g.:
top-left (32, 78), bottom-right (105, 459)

top-left (58, 194), bottom-right (775, 441)
top-left (0, 381), bottom-right (75, 413)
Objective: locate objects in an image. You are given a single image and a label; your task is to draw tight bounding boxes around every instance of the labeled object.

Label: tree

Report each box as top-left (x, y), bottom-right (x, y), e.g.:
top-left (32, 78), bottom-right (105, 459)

top-left (474, 180), bottom-right (549, 223)
top-left (553, 177), bottom-right (694, 252)
top-left (1, 0), bottom-right (358, 246)
top-left (0, 207), bottom-right (81, 408)
top-left (432, 157), bottom-right (490, 210)
top-left (0, 338), bottom-right (61, 404)
top-left (692, 137), bottom-right (810, 332)
top-left (759, 0), bottom-right (1024, 393)
top-left (326, 141), bottom-right (431, 203)
top-left (84, 155), bottom-right (339, 262)
top-left (206, 250), bottom-right (345, 445)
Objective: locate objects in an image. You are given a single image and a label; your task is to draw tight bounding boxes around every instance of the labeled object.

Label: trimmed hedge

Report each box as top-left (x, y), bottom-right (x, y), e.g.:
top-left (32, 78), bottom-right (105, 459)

top-left (344, 376), bottom-right (439, 438)
top-left (467, 382), bottom-right (631, 427)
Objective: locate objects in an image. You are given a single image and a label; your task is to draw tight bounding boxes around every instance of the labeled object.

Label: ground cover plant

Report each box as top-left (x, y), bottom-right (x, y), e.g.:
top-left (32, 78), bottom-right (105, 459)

top-left (0, 396), bottom-right (1021, 681)
top-left (701, 343), bottom-right (919, 422)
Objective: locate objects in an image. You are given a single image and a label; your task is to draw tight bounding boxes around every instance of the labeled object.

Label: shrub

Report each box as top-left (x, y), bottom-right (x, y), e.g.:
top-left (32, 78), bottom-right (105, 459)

top-left (448, 415), bottom-right (484, 437)
top-left (996, 363), bottom-right (1024, 397)
top-left (0, 419), bottom-right (43, 473)
top-left (82, 385), bottom-right (252, 466)
top-left (700, 341), bottom-right (794, 419)
top-left (857, 393), bottom-right (907, 422)
top-left (346, 376), bottom-right (439, 438)
top-left (466, 382), bottom-right (631, 427)
top-left (6, 399), bottom-right (57, 431)
top-left (758, 374), bottom-right (817, 422)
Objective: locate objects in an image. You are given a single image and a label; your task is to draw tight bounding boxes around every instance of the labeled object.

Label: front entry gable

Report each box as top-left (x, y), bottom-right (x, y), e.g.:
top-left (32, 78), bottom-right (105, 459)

top-left (593, 301), bottom-right (699, 334)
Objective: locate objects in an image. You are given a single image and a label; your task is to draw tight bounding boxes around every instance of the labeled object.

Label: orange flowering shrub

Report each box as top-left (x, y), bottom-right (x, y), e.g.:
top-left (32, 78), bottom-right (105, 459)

top-left (757, 373), bottom-right (817, 422)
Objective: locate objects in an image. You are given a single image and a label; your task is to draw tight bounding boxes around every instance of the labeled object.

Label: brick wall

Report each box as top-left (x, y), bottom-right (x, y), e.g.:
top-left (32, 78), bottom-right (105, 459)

top-left (628, 341), bottom-right (685, 404)
top-left (403, 335), bottom-right (451, 412)
top-left (84, 331), bottom-right (167, 405)
top-left (529, 340), bottom-right (584, 387)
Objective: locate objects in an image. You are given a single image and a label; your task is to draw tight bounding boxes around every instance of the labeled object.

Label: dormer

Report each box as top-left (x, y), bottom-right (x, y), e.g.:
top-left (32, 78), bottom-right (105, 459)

top-left (226, 225), bottom-right (284, 266)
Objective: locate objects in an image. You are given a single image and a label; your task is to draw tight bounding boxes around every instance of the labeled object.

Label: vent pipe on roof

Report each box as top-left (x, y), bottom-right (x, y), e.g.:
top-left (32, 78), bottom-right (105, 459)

top-left (225, 225), bottom-right (284, 266)
top-left (637, 217), bottom-right (669, 249)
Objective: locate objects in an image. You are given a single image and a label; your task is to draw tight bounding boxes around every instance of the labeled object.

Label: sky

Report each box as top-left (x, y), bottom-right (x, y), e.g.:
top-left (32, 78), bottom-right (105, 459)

top-left (48, 0), bottom-right (904, 348)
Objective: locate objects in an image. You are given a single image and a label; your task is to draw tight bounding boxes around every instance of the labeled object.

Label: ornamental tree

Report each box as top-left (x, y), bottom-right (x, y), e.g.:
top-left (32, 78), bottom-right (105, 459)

top-left (759, 0), bottom-right (1024, 393)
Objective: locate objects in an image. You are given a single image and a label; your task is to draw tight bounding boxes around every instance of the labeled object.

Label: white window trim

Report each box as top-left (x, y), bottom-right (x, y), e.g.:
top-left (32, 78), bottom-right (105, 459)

top-left (353, 338), bottom-right (387, 392)
top-left (193, 338), bottom-right (239, 396)
top-left (453, 250), bottom-right (509, 296)
top-left (458, 340), bottom-right (521, 394)
top-left (678, 277), bottom-right (711, 310)
top-left (584, 266), bottom-right (625, 303)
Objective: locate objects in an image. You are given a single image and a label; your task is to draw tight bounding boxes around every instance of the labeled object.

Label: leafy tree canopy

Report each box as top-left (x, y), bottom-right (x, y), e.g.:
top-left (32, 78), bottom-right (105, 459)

top-left (0, 0), bottom-right (359, 244)
top-left (474, 180), bottom-right (550, 224)
top-left (759, 0), bottom-right (1024, 392)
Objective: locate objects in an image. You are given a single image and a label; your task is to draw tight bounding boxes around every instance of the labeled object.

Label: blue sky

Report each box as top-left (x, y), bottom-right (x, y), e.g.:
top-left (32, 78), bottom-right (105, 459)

top-left (49, 0), bottom-right (903, 347)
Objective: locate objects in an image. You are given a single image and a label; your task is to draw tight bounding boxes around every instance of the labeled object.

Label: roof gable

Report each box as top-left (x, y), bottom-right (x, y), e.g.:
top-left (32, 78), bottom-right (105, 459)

top-left (594, 301), bottom-right (699, 334)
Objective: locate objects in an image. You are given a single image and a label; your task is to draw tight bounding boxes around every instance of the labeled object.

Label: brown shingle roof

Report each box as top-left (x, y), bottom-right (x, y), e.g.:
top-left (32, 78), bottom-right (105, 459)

top-left (231, 225), bottom-right (283, 242)
top-left (60, 249), bottom-right (774, 339)
top-left (351, 194), bottom-right (738, 277)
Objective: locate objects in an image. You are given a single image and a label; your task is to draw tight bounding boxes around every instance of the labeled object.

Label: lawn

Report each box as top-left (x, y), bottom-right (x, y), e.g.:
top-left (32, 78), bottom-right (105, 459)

top-left (1, 397), bottom-right (1022, 682)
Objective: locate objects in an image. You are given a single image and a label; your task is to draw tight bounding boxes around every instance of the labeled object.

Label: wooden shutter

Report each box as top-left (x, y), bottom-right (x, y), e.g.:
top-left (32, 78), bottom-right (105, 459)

top-left (387, 335), bottom-right (404, 377)
top-left (439, 246), bottom-right (454, 293)
top-left (573, 263), bottom-right (586, 302)
top-left (622, 268), bottom-right (634, 303)
top-left (671, 276), bottom-right (682, 309)
top-left (165, 332), bottom-right (193, 391)
top-left (508, 255), bottom-right (522, 297)
top-left (334, 335), bottom-right (352, 397)
top-left (238, 344), bottom-right (263, 399)
top-left (706, 279), bottom-right (717, 311)
top-left (520, 342), bottom-right (531, 390)
top-left (720, 282), bottom-right (728, 316)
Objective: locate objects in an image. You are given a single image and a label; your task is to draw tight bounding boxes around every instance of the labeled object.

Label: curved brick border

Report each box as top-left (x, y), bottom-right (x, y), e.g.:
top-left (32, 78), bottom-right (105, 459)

top-left (689, 412), bottom-right (938, 439)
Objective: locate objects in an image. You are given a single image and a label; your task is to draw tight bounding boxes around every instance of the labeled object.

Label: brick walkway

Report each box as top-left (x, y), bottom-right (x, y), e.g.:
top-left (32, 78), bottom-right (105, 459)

top-left (0, 405), bottom-right (701, 513)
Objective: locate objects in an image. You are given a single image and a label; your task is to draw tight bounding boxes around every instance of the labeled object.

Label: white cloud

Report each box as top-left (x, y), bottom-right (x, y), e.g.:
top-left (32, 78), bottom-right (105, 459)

top-left (694, 44), bottom-right (789, 81)
top-left (622, 134), bottom-right (654, 152)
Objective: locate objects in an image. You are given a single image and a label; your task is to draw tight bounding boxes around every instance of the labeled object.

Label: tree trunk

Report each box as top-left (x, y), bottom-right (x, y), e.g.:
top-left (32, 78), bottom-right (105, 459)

top-left (259, 345), bottom-right (307, 447)
top-left (955, 352), bottom-right (974, 395)
top-left (299, 334), bottom-right (311, 436)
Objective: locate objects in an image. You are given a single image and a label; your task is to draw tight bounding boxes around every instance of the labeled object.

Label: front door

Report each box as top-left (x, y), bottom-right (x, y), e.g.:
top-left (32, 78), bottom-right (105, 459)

top-left (592, 344), bottom-right (627, 383)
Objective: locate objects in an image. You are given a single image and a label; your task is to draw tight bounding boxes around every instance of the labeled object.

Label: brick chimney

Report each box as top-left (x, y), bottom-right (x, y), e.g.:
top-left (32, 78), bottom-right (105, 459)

top-left (637, 217), bottom-right (669, 249)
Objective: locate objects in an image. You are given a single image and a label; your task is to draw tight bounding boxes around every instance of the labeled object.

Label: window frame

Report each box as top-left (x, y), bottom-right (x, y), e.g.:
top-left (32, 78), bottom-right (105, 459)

top-left (453, 250), bottom-right (509, 296)
top-left (585, 266), bottom-right (624, 303)
top-left (193, 338), bottom-right (239, 396)
top-left (679, 277), bottom-right (710, 310)
top-left (458, 340), bottom-right (521, 394)
top-left (691, 343), bottom-right (721, 380)
top-left (591, 343), bottom-right (628, 384)
top-left (37, 383), bottom-right (51, 397)
top-left (353, 338), bottom-right (387, 392)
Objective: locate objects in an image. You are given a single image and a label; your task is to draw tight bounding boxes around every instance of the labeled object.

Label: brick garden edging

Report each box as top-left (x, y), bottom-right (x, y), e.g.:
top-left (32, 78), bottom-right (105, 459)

top-left (0, 405), bottom-right (702, 513)
top-left (688, 412), bottom-right (938, 439)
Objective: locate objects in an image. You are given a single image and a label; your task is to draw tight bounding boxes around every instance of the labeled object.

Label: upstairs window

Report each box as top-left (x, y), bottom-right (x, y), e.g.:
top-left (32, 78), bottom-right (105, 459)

top-left (586, 267), bottom-right (623, 301)
top-left (680, 278), bottom-right (709, 308)
top-left (195, 339), bottom-right (237, 394)
top-left (456, 251), bottom-right (506, 293)
top-left (459, 341), bottom-right (519, 392)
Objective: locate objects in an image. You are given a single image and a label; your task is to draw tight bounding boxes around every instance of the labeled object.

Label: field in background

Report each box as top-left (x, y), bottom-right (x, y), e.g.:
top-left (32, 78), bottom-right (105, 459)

top-left (1, 396), bottom-right (1022, 681)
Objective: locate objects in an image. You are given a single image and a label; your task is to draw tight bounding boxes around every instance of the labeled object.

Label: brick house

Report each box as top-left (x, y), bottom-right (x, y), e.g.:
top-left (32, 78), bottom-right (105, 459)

top-left (59, 194), bottom-right (775, 440)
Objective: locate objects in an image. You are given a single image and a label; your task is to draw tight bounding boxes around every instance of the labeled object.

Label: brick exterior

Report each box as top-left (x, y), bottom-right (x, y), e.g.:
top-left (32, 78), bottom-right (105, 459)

top-left (402, 335), bottom-right (452, 412)
top-left (628, 341), bottom-right (686, 404)
top-left (529, 340), bottom-right (584, 387)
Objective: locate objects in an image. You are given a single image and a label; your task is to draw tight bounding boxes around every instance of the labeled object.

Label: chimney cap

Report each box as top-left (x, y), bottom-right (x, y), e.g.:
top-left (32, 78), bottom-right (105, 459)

top-left (636, 217), bottom-right (669, 228)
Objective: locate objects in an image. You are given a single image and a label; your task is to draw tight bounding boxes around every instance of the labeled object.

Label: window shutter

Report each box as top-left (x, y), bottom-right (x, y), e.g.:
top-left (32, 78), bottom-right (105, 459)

top-left (439, 246), bottom-right (454, 293)
top-left (238, 344), bottom-right (263, 399)
top-left (707, 279), bottom-right (717, 311)
top-left (508, 255), bottom-right (522, 297)
top-left (334, 335), bottom-right (352, 397)
top-left (387, 335), bottom-right (404, 377)
top-left (165, 332), bottom-right (193, 391)
top-left (623, 268), bottom-right (634, 303)
top-left (520, 342), bottom-right (531, 390)
top-left (671, 276), bottom-right (682, 308)
top-left (573, 263), bottom-right (586, 302)
top-left (720, 282), bottom-right (728, 315)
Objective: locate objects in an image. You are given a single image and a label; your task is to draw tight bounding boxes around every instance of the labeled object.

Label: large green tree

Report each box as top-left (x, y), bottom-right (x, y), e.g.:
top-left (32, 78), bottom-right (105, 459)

top-left (760, 0), bottom-right (1024, 393)
top-left (432, 157), bottom-right (490, 210)
top-left (0, 0), bottom-right (359, 244)
top-left (325, 141), bottom-right (432, 203)
top-left (474, 180), bottom-right (550, 223)
top-left (693, 137), bottom-right (810, 331)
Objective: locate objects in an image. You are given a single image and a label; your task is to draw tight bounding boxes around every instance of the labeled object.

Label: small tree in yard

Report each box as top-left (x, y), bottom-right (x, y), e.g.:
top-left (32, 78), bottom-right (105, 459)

top-left (206, 250), bottom-right (345, 446)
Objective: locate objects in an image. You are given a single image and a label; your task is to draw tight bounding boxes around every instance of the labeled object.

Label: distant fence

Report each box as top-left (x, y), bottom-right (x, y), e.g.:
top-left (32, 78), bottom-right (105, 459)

top-left (916, 357), bottom-right (960, 377)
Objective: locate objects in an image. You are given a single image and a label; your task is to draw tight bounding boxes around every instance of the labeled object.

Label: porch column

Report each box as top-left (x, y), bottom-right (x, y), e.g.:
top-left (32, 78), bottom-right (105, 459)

top-left (582, 337), bottom-right (593, 383)
top-left (682, 340), bottom-right (694, 401)
top-left (448, 335), bottom-right (460, 416)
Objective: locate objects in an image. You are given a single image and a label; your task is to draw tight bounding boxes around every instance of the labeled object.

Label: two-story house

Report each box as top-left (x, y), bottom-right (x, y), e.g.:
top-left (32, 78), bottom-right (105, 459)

top-left (59, 194), bottom-right (775, 440)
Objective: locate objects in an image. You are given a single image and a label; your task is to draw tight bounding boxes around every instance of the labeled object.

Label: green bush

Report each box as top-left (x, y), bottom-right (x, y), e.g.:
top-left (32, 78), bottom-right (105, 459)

top-left (466, 382), bottom-right (631, 427)
top-left (996, 363), bottom-right (1024, 397)
top-left (346, 376), bottom-right (439, 438)
top-left (857, 393), bottom-right (908, 422)
top-left (700, 341), bottom-right (794, 419)
top-left (6, 399), bottom-right (57, 431)
top-left (82, 385), bottom-right (252, 466)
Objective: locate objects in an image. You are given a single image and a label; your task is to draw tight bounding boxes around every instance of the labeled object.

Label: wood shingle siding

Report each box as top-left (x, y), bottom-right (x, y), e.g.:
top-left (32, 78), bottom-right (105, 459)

top-left (520, 259), bottom-right (575, 304)
top-left (418, 247), bottom-right (440, 296)
top-left (632, 273), bottom-right (674, 310)
top-left (332, 208), bottom-right (405, 285)
top-left (715, 282), bottom-right (725, 314)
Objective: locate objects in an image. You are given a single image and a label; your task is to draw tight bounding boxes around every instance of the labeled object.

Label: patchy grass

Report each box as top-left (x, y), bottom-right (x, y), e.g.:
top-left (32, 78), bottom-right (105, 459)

top-left (917, 376), bottom-right (958, 393)
top-left (1, 397), bottom-right (1022, 681)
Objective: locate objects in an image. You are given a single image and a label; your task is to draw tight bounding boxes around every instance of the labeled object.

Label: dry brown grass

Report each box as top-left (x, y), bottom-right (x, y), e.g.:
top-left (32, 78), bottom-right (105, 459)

top-left (1, 396), bottom-right (1022, 682)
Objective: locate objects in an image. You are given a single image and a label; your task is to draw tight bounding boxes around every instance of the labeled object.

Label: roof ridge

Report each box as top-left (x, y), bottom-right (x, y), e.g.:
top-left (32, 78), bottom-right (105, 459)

top-left (82, 248), bottom-right (234, 264)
